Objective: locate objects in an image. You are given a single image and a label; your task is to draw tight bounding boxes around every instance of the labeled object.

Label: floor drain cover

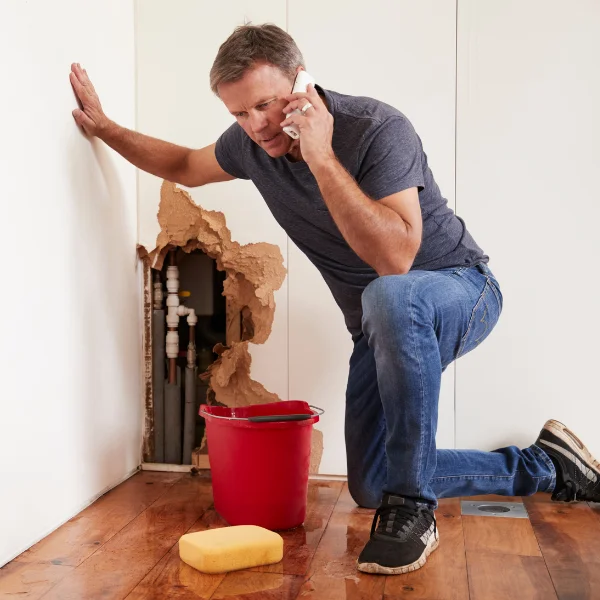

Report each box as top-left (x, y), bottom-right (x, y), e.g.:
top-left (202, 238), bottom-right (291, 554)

top-left (461, 501), bottom-right (528, 519)
top-left (478, 505), bottom-right (511, 514)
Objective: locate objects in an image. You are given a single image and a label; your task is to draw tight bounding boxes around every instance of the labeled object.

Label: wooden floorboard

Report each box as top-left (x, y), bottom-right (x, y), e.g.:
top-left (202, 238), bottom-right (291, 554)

top-left (250, 480), bottom-right (343, 576)
top-left (462, 514), bottom-right (542, 557)
top-left (467, 552), bottom-right (557, 600)
top-left (127, 480), bottom-right (344, 599)
top-left (462, 493), bottom-right (556, 599)
top-left (462, 493), bottom-right (542, 556)
top-left (383, 499), bottom-right (469, 600)
top-left (5, 474), bottom-right (600, 600)
top-left (17, 471), bottom-right (182, 567)
top-left (40, 475), bottom-right (214, 600)
top-left (126, 506), bottom-right (228, 600)
top-left (525, 494), bottom-right (600, 600)
top-left (0, 561), bottom-right (74, 600)
top-left (297, 484), bottom-right (386, 600)
top-left (215, 481), bottom-right (343, 599)
top-left (211, 572), bottom-right (304, 599)
top-left (0, 471), bottom-right (182, 600)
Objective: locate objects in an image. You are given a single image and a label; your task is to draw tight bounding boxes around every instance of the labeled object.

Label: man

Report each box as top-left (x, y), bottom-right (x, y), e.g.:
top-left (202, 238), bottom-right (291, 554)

top-left (71, 24), bottom-right (600, 575)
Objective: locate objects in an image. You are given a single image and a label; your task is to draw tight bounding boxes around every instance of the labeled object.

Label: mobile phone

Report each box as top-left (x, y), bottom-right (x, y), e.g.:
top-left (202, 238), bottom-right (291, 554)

top-left (283, 70), bottom-right (316, 139)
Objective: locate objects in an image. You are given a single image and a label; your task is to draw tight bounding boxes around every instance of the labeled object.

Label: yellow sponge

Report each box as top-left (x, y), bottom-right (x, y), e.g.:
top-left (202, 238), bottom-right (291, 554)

top-left (179, 525), bottom-right (284, 574)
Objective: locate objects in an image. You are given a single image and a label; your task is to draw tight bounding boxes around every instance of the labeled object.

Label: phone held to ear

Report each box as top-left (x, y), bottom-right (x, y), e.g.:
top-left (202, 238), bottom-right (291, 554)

top-left (283, 71), bottom-right (316, 140)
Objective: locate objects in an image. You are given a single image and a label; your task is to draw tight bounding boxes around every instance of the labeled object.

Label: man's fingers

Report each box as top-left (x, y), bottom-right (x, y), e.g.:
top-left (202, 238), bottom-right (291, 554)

top-left (71, 63), bottom-right (95, 92)
top-left (285, 86), bottom-right (324, 110)
top-left (283, 97), bottom-right (319, 115)
top-left (306, 83), bottom-right (324, 107)
top-left (285, 91), bottom-right (310, 102)
top-left (283, 99), bottom-right (307, 114)
top-left (81, 68), bottom-right (96, 93)
top-left (69, 71), bottom-right (87, 98)
top-left (280, 113), bottom-right (304, 128)
top-left (72, 109), bottom-right (94, 132)
top-left (70, 69), bottom-right (98, 107)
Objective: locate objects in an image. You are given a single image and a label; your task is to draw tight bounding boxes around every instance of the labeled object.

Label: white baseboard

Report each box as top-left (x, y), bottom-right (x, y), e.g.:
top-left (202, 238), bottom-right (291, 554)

top-left (140, 462), bottom-right (347, 482)
top-left (140, 462), bottom-right (195, 473)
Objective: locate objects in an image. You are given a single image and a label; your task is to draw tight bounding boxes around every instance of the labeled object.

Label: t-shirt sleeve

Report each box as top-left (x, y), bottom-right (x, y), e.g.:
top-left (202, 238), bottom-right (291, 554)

top-left (356, 116), bottom-right (425, 200)
top-left (214, 123), bottom-right (251, 180)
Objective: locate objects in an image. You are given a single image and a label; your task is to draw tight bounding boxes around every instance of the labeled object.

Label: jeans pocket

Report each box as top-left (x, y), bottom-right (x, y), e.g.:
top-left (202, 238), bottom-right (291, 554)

top-left (456, 281), bottom-right (501, 359)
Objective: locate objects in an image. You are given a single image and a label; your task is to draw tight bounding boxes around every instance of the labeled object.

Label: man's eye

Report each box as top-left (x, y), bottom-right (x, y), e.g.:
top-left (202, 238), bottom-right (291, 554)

top-left (258, 102), bottom-right (270, 110)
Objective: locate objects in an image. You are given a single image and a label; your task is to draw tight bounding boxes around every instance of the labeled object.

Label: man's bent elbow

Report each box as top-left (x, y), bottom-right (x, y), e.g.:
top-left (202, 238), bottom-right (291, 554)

top-left (375, 257), bottom-right (412, 277)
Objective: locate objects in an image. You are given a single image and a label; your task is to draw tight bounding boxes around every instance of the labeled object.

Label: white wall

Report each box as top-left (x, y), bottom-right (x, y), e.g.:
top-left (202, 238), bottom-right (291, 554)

top-left (455, 0), bottom-right (600, 454)
top-left (0, 1), bottom-right (141, 567)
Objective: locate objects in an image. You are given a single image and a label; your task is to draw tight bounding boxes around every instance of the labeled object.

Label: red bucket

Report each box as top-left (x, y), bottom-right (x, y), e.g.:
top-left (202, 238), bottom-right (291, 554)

top-left (200, 401), bottom-right (323, 530)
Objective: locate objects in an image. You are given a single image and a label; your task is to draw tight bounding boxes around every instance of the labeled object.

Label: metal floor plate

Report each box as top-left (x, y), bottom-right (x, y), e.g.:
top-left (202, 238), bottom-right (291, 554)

top-left (461, 500), bottom-right (529, 519)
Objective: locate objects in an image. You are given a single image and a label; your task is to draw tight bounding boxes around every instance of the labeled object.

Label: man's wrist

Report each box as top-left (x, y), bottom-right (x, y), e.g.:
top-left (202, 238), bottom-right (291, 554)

top-left (309, 152), bottom-right (339, 179)
top-left (97, 118), bottom-right (119, 142)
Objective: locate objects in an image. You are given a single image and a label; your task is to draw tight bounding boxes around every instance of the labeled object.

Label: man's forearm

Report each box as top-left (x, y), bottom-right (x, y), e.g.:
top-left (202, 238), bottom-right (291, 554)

top-left (311, 158), bottom-right (414, 275)
top-left (98, 121), bottom-right (192, 184)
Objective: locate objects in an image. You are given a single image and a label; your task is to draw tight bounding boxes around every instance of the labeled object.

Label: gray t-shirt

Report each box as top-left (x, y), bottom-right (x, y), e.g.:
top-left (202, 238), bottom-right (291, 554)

top-left (215, 86), bottom-right (488, 336)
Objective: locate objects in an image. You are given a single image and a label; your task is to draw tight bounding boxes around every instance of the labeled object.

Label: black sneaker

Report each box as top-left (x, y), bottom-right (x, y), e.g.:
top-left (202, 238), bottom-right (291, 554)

top-left (357, 493), bottom-right (438, 575)
top-left (535, 419), bottom-right (600, 502)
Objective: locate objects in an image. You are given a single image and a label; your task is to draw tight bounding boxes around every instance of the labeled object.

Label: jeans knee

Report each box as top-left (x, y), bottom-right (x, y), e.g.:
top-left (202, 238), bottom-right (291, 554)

top-left (363, 275), bottom-right (405, 318)
top-left (348, 477), bottom-right (382, 509)
top-left (362, 275), bottom-right (414, 337)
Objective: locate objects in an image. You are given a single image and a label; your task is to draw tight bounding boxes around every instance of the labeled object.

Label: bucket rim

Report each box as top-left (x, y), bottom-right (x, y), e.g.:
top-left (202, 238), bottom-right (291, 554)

top-left (199, 404), bottom-right (324, 423)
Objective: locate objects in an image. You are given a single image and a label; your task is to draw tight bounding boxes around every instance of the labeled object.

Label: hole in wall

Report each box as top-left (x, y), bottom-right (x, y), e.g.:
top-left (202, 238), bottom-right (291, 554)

top-left (148, 247), bottom-right (235, 466)
top-left (160, 248), bottom-right (227, 449)
top-left (139, 182), bottom-right (324, 474)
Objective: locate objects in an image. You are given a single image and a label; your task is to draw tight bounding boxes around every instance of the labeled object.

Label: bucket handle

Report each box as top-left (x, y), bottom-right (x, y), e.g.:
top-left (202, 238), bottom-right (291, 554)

top-left (200, 405), bottom-right (324, 423)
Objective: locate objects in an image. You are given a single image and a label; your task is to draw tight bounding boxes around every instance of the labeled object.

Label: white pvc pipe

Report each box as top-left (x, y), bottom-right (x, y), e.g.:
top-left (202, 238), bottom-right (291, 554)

top-left (166, 265), bottom-right (180, 359)
top-left (177, 305), bottom-right (198, 326)
top-left (165, 264), bottom-right (198, 359)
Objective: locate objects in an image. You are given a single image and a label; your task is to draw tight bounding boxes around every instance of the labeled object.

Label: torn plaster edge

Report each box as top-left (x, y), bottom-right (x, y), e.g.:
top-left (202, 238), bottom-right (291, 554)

top-left (139, 462), bottom-right (346, 481)
top-left (141, 255), bottom-right (155, 463)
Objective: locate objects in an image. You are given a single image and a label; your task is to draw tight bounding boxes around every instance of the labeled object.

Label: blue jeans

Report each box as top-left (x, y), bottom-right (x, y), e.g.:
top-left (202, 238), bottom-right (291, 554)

top-left (346, 264), bottom-right (556, 508)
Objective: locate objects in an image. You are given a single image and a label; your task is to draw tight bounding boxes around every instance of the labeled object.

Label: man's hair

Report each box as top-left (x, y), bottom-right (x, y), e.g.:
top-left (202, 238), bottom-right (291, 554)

top-left (209, 23), bottom-right (305, 96)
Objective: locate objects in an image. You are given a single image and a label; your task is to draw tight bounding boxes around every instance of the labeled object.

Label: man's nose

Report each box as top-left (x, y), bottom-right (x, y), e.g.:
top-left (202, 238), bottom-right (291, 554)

top-left (249, 111), bottom-right (268, 133)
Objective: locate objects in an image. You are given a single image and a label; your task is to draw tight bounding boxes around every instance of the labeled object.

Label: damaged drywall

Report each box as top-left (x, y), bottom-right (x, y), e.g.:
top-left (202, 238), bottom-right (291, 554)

top-left (140, 181), bottom-right (324, 471)
top-left (201, 343), bottom-right (281, 407)
top-left (142, 181), bottom-right (285, 344)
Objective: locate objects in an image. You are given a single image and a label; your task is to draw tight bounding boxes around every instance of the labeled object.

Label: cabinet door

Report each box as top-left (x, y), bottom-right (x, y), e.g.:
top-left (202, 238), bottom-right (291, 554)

top-left (288, 0), bottom-right (458, 475)
top-left (136, 0), bottom-right (289, 399)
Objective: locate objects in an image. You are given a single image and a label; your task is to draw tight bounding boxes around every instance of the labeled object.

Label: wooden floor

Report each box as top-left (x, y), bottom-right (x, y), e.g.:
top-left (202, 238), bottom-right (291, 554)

top-left (2, 472), bottom-right (600, 599)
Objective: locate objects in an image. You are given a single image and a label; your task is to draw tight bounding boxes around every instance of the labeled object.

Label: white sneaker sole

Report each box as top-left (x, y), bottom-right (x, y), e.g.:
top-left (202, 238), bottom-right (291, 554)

top-left (542, 419), bottom-right (600, 475)
top-left (356, 531), bottom-right (440, 575)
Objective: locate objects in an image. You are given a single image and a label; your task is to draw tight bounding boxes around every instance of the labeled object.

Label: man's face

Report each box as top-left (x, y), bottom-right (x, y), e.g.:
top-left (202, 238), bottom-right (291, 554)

top-left (218, 63), bottom-right (299, 158)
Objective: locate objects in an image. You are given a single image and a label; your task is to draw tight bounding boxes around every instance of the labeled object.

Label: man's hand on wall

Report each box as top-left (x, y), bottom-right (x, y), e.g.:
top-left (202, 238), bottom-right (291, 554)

top-left (69, 63), bottom-right (111, 137)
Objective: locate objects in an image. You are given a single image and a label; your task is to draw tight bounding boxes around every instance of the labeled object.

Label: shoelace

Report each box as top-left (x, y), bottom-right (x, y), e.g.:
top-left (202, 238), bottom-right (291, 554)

top-left (371, 503), bottom-right (436, 540)
top-left (554, 477), bottom-right (600, 502)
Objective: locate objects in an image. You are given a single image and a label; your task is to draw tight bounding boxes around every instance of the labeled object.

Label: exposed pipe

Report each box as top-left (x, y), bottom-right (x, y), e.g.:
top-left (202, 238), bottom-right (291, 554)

top-left (166, 250), bottom-right (178, 384)
top-left (152, 273), bottom-right (166, 463)
top-left (153, 271), bottom-right (164, 310)
top-left (183, 365), bottom-right (197, 465)
top-left (164, 249), bottom-right (201, 464)
top-left (164, 370), bottom-right (182, 464)
top-left (164, 249), bottom-right (182, 463)
top-left (178, 305), bottom-right (198, 465)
